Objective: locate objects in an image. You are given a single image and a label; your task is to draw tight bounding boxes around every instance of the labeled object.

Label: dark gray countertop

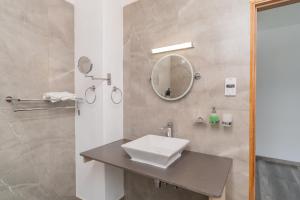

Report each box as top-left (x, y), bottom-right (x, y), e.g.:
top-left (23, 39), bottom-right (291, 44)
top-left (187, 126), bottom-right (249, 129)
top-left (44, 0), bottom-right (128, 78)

top-left (80, 139), bottom-right (232, 198)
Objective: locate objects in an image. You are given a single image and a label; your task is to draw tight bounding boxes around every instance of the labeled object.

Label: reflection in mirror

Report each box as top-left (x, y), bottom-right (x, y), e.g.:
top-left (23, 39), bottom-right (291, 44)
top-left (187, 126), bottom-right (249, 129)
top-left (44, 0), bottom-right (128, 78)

top-left (78, 56), bottom-right (93, 75)
top-left (151, 54), bottom-right (194, 101)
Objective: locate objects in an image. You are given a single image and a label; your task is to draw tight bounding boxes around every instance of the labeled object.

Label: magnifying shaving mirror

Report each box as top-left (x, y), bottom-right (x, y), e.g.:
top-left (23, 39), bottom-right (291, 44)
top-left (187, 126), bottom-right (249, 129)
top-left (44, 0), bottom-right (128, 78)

top-left (78, 56), bottom-right (93, 75)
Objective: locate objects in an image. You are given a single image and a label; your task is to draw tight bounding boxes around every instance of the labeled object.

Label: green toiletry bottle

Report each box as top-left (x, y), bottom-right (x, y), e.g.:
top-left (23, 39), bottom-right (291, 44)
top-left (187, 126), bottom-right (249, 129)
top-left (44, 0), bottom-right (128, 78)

top-left (209, 107), bottom-right (220, 125)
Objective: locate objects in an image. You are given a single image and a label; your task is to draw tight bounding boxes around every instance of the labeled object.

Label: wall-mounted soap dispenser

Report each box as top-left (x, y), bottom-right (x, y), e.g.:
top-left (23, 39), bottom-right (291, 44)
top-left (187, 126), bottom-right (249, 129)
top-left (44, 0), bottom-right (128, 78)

top-left (209, 107), bottom-right (220, 126)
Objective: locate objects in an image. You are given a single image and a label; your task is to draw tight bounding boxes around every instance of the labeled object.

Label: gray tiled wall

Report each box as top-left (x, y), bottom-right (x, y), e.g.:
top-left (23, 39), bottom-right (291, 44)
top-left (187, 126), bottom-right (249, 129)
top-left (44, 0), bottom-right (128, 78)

top-left (123, 0), bottom-right (250, 199)
top-left (0, 0), bottom-right (75, 199)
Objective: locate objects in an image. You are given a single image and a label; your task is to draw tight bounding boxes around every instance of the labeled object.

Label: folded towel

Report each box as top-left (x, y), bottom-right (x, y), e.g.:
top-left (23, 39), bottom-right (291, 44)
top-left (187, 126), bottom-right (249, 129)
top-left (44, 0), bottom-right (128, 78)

top-left (43, 92), bottom-right (76, 103)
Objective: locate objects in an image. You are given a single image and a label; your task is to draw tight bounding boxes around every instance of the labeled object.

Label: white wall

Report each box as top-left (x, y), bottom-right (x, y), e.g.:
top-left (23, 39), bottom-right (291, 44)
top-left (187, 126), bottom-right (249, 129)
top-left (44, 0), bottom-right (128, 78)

top-left (256, 3), bottom-right (300, 162)
top-left (102, 0), bottom-right (124, 199)
top-left (74, 0), bottom-right (124, 199)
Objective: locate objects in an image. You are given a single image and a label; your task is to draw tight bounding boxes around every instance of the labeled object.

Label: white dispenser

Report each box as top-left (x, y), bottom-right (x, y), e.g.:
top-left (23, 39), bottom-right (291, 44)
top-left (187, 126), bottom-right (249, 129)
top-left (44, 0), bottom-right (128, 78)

top-left (222, 114), bottom-right (233, 127)
top-left (225, 78), bottom-right (237, 96)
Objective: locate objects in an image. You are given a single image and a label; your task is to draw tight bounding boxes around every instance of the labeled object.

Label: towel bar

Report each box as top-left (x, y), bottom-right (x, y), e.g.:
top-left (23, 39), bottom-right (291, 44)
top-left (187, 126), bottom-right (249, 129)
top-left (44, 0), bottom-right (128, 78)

top-left (5, 96), bottom-right (83, 115)
top-left (13, 106), bottom-right (76, 112)
top-left (5, 96), bottom-right (83, 103)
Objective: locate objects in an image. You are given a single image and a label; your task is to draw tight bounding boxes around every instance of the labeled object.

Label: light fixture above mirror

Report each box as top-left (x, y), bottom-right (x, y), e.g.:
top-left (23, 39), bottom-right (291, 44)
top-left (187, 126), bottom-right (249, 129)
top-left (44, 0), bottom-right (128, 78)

top-left (151, 42), bottom-right (194, 54)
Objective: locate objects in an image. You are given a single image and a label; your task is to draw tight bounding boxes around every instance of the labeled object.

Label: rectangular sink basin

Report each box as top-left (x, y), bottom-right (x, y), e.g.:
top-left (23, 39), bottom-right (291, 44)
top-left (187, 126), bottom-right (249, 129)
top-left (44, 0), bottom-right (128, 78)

top-left (121, 135), bottom-right (190, 169)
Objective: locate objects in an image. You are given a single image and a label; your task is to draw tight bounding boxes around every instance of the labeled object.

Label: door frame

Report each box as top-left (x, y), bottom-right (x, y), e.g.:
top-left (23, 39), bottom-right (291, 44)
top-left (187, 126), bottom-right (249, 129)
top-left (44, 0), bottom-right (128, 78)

top-left (249, 0), bottom-right (300, 200)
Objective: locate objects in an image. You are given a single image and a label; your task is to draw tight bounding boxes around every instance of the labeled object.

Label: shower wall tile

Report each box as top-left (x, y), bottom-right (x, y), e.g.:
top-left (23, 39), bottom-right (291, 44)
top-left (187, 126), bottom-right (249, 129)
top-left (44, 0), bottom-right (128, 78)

top-left (124, 0), bottom-right (250, 200)
top-left (48, 0), bottom-right (74, 92)
top-left (24, 0), bottom-right (49, 36)
top-left (0, 0), bottom-right (75, 200)
top-left (12, 184), bottom-right (61, 200)
top-left (0, 1), bottom-right (49, 108)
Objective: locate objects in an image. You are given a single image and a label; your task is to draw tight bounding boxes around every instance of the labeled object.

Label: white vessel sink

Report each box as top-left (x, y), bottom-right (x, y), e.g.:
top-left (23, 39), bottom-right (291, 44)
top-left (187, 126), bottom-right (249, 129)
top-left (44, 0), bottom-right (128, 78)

top-left (121, 135), bottom-right (190, 169)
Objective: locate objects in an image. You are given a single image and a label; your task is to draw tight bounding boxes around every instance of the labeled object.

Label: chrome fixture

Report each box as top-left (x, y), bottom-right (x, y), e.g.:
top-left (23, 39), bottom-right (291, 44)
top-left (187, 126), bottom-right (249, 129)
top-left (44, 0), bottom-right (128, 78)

top-left (6, 96), bottom-right (48, 103)
top-left (111, 86), bottom-right (123, 104)
top-left (8, 106), bottom-right (76, 112)
top-left (194, 72), bottom-right (201, 80)
top-left (194, 116), bottom-right (207, 125)
top-left (5, 96), bottom-right (82, 104)
top-left (77, 56), bottom-right (112, 85)
top-left (84, 85), bottom-right (97, 104)
top-left (5, 96), bottom-right (82, 115)
top-left (161, 122), bottom-right (174, 137)
top-left (83, 85), bottom-right (123, 105)
top-left (85, 73), bottom-right (111, 85)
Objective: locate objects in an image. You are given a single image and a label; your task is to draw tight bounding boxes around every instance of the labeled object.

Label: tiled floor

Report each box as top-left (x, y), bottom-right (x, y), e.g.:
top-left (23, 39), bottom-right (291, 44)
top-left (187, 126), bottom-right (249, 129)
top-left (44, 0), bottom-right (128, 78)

top-left (256, 156), bottom-right (300, 200)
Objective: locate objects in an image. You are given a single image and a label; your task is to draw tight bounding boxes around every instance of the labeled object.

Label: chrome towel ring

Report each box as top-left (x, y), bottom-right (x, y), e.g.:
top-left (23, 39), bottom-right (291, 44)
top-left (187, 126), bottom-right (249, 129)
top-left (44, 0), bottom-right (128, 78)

top-left (85, 85), bottom-right (97, 104)
top-left (84, 85), bottom-right (122, 105)
top-left (111, 86), bottom-right (123, 104)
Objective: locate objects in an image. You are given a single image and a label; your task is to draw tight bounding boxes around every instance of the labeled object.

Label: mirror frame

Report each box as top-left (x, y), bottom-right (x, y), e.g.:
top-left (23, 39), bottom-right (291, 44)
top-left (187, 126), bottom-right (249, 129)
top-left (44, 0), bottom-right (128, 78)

top-left (151, 54), bottom-right (194, 101)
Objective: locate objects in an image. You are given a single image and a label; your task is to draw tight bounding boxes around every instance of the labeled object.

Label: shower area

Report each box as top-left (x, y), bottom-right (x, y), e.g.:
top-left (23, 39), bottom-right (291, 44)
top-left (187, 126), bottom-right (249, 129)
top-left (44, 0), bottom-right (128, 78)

top-left (0, 0), bottom-right (76, 199)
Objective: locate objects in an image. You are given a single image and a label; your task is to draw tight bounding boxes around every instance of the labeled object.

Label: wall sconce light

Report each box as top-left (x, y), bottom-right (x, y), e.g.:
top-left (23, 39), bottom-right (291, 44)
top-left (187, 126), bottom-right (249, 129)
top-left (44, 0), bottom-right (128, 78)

top-left (151, 42), bottom-right (194, 54)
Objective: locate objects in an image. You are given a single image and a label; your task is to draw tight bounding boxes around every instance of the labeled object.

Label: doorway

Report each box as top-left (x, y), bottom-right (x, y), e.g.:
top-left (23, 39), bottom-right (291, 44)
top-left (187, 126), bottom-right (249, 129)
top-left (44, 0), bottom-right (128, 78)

top-left (250, 0), bottom-right (300, 200)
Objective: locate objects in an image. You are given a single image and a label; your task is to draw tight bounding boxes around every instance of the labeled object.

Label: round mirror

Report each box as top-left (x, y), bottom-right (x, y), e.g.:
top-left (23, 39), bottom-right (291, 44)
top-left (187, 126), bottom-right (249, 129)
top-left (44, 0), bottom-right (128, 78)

top-left (151, 54), bottom-right (194, 101)
top-left (78, 56), bottom-right (93, 74)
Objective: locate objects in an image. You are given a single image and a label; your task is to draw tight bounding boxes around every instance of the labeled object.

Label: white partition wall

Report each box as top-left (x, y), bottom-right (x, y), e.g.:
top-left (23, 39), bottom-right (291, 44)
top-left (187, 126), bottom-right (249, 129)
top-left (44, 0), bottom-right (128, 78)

top-left (102, 0), bottom-right (124, 199)
top-left (74, 0), bottom-right (124, 199)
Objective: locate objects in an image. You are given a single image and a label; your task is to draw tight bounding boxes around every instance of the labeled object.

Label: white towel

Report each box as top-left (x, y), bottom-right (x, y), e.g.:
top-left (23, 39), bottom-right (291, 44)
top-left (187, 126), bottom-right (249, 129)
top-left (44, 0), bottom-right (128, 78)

top-left (43, 92), bottom-right (76, 103)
